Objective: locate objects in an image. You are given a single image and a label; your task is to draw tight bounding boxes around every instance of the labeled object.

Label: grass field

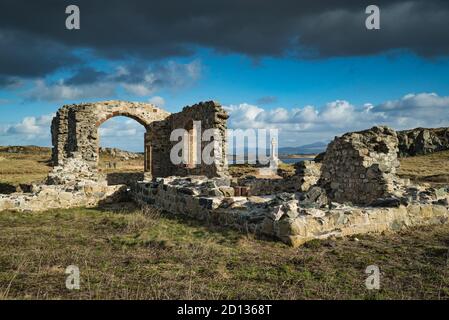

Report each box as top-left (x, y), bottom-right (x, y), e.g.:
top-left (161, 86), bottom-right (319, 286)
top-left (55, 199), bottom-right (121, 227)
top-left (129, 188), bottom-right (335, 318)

top-left (397, 150), bottom-right (449, 185)
top-left (1, 146), bottom-right (449, 299)
top-left (0, 147), bottom-right (144, 193)
top-left (1, 204), bottom-right (449, 300)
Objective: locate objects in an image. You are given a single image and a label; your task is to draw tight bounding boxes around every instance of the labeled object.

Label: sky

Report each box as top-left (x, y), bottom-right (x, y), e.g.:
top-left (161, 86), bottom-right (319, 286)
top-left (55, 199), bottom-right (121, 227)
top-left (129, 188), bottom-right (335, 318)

top-left (1, 0), bottom-right (449, 151)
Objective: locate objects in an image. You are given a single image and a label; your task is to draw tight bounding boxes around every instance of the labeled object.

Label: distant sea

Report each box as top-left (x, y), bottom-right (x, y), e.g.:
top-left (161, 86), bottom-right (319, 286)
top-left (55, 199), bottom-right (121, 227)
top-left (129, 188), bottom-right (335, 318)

top-left (279, 157), bottom-right (314, 164)
top-left (227, 157), bottom-right (314, 165)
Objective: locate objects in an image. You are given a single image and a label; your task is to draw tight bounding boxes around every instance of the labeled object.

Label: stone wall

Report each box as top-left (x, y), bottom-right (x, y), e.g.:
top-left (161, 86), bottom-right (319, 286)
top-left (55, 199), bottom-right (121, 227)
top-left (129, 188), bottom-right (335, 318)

top-left (320, 126), bottom-right (402, 205)
top-left (263, 196), bottom-right (449, 247)
top-left (131, 176), bottom-right (449, 247)
top-left (398, 127), bottom-right (449, 157)
top-left (235, 176), bottom-right (299, 195)
top-left (165, 101), bottom-right (229, 178)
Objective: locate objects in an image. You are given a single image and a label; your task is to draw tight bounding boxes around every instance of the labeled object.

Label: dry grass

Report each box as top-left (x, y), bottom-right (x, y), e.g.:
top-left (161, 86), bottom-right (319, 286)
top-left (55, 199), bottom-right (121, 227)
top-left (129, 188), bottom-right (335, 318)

top-left (0, 204), bottom-right (448, 300)
top-left (98, 154), bottom-right (144, 174)
top-left (398, 150), bottom-right (449, 185)
top-left (0, 149), bottom-right (51, 192)
top-left (228, 161), bottom-right (296, 178)
top-left (0, 146), bottom-right (144, 192)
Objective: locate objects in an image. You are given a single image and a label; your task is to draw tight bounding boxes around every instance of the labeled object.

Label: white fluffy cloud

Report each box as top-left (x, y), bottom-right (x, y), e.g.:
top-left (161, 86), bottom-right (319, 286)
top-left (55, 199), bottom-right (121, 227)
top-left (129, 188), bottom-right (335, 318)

top-left (0, 113), bottom-right (54, 146)
top-left (148, 96), bottom-right (165, 107)
top-left (225, 93), bottom-right (449, 147)
top-left (98, 117), bottom-right (145, 138)
top-left (98, 117), bottom-right (146, 152)
top-left (2, 114), bottom-right (54, 138)
top-left (25, 80), bottom-right (115, 102)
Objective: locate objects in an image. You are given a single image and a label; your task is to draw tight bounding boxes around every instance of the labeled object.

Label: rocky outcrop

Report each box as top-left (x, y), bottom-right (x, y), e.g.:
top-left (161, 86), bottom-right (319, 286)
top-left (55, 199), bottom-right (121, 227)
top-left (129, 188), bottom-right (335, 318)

top-left (397, 127), bottom-right (449, 157)
top-left (320, 126), bottom-right (403, 205)
top-left (99, 147), bottom-right (142, 160)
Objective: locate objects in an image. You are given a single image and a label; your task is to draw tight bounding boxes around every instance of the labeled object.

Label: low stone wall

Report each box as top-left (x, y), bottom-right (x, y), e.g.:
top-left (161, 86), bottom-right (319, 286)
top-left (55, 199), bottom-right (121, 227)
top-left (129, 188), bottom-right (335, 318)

top-left (266, 201), bottom-right (449, 247)
top-left (0, 182), bottom-right (127, 212)
top-left (131, 176), bottom-right (449, 247)
top-left (235, 161), bottom-right (321, 196)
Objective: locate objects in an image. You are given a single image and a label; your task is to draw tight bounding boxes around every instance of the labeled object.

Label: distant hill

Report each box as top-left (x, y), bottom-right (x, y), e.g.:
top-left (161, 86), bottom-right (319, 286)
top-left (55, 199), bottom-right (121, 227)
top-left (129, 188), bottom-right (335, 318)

top-left (0, 145), bottom-right (143, 160)
top-left (278, 141), bottom-right (328, 155)
top-left (0, 145), bottom-right (51, 154)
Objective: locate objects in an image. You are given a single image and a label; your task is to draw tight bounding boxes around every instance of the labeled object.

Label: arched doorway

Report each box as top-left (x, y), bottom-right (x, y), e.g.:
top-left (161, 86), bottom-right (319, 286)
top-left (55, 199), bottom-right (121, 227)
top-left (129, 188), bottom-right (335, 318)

top-left (97, 116), bottom-right (147, 185)
top-left (51, 101), bottom-right (171, 182)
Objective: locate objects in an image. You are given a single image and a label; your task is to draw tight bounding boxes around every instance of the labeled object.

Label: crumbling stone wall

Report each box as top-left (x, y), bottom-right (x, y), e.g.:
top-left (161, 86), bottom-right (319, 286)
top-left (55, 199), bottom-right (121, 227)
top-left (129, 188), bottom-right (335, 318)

top-left (148, 101), bottom-right (229, 178)
top-left (51, 100), bottom-right (229, 181)
top-left (320, 126), bottom-right (401, 205)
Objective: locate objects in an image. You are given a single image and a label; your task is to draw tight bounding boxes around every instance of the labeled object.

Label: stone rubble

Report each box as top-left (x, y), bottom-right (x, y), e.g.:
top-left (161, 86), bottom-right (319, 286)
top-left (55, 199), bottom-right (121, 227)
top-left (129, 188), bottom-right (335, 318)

top-left (47, 152), bottom-right (100, 185)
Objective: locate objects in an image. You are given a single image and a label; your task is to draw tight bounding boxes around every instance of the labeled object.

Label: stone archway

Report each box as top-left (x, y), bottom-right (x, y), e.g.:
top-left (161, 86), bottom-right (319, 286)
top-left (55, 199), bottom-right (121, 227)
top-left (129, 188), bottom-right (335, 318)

top-left (51, 100), bottom-right (170, 178)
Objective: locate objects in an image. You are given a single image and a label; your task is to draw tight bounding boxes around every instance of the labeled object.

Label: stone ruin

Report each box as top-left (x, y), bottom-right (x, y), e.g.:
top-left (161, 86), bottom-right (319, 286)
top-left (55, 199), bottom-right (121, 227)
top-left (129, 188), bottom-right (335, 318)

top-left (51, 100), bottom-right (228, 180)
top-left (320, 126), bottom-right (402, 205)
top-left (1, 99), bottom-right (449, 247)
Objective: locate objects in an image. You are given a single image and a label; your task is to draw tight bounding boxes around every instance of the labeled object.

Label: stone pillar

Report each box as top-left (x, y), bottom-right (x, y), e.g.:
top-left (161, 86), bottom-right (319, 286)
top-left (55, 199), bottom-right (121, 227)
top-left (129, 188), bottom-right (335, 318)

top-left (269, 137), bottom-right (279, 169)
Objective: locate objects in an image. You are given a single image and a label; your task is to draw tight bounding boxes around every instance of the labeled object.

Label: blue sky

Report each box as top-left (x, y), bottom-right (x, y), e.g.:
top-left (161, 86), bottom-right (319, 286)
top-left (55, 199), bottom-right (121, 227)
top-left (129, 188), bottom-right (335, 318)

top-left (1, 1), bottom-right (449, 151)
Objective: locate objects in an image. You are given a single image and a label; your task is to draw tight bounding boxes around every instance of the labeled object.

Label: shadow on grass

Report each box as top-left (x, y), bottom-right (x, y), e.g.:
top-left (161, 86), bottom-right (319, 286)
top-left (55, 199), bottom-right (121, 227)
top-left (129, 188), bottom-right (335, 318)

top-left (0, 183), bottom-right (17, 194)
top-left (37, 158), bottom-right (53, 167)
top-left (106, 172), bottom-right (144, 186)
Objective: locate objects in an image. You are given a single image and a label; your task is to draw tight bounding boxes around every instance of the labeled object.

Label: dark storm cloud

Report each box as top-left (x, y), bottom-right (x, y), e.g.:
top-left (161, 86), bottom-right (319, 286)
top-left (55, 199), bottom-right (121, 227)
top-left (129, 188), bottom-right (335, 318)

top-left (0, 29), bottom-right (80, 79)
top-left (65, 67), bottom-right (107, 85)
top-left (1, 0), bottom-right (449, 82)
